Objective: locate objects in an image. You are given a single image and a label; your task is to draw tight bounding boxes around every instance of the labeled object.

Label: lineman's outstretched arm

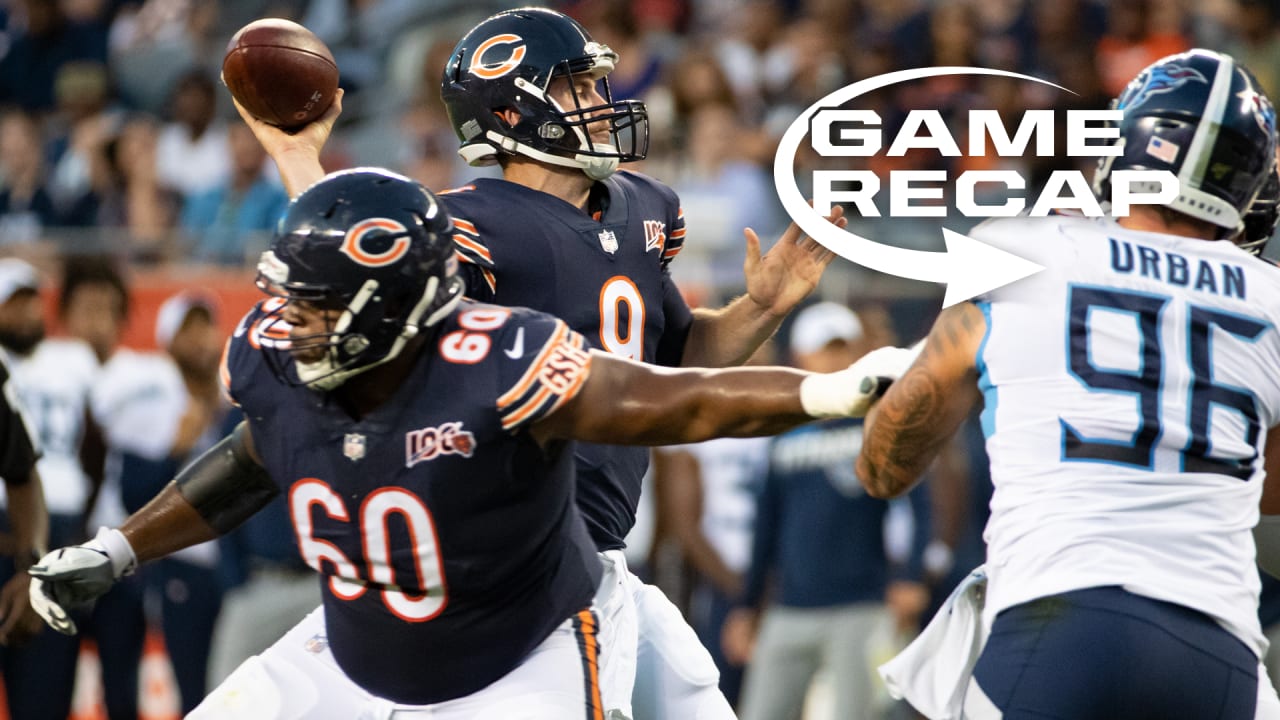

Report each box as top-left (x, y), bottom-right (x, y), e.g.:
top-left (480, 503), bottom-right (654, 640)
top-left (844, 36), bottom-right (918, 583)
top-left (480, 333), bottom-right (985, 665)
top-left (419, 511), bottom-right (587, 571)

top-left (856, 303), bottom-right (985, 499)
top-left (29, 422), bottom-right (278, 634)
top-left (531, 346), bottom-right (904, 447)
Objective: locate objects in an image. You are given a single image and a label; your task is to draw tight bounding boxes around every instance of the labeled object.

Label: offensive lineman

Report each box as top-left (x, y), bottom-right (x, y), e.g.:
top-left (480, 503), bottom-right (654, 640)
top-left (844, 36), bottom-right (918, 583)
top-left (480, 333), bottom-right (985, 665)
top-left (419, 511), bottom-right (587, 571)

top-left (858, 49), bottom-right (1280, 718)
top-left (27, 168), bottom-right (889, 719)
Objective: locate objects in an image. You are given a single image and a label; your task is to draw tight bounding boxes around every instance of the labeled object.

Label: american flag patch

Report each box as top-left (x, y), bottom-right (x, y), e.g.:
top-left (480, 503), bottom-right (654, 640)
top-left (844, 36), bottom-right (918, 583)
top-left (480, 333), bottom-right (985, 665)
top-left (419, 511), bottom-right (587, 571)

top-left (1145, 137), bottom-right (1179, 164)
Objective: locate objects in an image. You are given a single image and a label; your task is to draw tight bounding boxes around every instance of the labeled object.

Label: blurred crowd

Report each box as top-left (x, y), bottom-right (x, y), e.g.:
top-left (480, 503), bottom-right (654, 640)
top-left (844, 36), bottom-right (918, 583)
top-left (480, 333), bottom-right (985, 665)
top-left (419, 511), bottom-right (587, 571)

top-left (2, 0), bottom-right (1280, 717)
top-left (5, 0), bottom-right (1280, 268)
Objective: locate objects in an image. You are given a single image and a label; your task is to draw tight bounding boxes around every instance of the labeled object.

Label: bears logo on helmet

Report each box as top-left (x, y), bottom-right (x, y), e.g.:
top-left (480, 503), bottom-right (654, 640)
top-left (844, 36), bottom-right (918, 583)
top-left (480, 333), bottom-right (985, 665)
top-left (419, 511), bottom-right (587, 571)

top-left (469, 34), bottom-right (526, 80)
top-left (340, 218), bottom-right (412, 267)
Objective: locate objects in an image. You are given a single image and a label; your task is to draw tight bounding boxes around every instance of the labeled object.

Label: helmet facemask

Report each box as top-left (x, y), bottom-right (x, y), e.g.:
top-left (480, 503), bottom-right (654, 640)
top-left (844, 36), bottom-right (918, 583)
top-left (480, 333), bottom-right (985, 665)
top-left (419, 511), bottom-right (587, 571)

top-left (504, 57), bottom-right (649, 180)
top-left (254, 250), bottom-right (464, 392)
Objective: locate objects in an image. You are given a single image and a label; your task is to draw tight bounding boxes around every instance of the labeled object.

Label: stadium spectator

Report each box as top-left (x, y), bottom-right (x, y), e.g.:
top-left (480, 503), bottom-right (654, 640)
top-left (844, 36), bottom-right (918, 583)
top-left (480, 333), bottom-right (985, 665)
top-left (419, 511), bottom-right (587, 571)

top-left (61, 117), bottom-right (180, 261)
top-left (156, 70), bottom-right (230, 200)
top-left (1095, 0), bottom-right (1190, 96)
top-left (180, 122), bottom-right (288, 265)
top-left (726, 302), bottom-right (929, 720)
top-left (1224, 0), bottom-right (1280, 97)
top-left (0, 0), bottom-right (109, 111)
top-left (0, 110), bottom-right (58, 245)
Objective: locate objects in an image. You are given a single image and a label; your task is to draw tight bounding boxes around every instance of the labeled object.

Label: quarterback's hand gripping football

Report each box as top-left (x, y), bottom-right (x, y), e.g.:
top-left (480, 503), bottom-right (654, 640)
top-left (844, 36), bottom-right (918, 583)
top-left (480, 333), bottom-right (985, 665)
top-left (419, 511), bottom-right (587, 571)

top-left (799, 345), bottom-right (923, 419)
top-left (28, 528), bottom-right (137, 635)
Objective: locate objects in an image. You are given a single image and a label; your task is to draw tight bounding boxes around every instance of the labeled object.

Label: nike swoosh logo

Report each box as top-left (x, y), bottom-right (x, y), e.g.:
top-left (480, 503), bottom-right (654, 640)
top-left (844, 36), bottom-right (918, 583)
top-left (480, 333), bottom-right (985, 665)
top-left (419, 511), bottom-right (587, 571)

top-left (504, 327), bottom-right (525, 359)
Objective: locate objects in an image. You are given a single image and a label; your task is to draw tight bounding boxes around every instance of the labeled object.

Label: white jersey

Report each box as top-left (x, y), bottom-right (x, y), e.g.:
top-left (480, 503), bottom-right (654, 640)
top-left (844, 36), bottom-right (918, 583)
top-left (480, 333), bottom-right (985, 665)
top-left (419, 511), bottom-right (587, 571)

top-left (973, 214), bottom-right (1280, 657)
top-left (1, 339), bottom-right (99, 516)
top-left (675, 437), bottom-right (770, 574)
top-left (90, 348), bottom-right (218, 566)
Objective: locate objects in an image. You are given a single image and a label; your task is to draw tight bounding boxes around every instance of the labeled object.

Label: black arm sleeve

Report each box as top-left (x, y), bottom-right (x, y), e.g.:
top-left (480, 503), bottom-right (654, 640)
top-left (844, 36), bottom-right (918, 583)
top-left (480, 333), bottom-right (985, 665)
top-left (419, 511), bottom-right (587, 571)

top-left (175, 422), bottom-right (279, 534)
top-left (0, 358), bottom-right (37, 484)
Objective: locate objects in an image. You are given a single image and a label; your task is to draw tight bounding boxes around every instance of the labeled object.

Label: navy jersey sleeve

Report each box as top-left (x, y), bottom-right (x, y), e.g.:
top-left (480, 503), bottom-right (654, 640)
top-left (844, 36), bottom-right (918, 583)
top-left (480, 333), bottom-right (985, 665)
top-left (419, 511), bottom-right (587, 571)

top-left (487, 307), bottom-right (593, 434)
top-left (441, 189), bottom-right (498, 302)
top-left (0, 355), bottom-right (37, 484)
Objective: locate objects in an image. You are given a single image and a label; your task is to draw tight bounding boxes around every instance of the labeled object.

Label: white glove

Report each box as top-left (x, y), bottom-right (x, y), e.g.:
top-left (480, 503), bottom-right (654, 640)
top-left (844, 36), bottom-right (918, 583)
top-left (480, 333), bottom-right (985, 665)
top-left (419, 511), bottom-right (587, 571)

top-left (799, 345), bottom-right (922, 418)
top-left (28, 527), bottom-right (137, 635)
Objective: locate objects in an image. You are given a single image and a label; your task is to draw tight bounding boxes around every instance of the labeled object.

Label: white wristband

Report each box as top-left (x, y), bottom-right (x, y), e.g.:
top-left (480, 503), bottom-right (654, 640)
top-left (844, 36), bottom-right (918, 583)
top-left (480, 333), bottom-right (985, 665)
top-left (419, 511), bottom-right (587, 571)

top-left (800, 371), bottom-right (864, 418)
top-left (87, 527), bottom-right (138, 578)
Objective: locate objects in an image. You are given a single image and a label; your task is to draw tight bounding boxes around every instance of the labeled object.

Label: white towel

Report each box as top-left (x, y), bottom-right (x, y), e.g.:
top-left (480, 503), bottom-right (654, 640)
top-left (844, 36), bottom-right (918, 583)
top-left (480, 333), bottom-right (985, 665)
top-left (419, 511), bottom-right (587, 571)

top-left (879, 566), bottom-right (989, 720)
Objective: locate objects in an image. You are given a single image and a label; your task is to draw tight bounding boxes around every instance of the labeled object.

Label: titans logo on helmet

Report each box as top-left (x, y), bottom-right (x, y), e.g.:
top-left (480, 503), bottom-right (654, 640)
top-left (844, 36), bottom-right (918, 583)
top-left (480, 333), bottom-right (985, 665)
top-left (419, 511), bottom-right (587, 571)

top-left (1237, 88), bottom-right (1277, 135)
top-left (1119, 64), bottom-right (1209, 111)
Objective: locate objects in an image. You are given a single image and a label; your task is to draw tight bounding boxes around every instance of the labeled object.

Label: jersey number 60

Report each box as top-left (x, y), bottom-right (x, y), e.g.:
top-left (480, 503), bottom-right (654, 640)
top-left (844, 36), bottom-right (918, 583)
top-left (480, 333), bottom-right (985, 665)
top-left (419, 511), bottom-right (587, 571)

top-left (290, 479), bottom-right (448, 622)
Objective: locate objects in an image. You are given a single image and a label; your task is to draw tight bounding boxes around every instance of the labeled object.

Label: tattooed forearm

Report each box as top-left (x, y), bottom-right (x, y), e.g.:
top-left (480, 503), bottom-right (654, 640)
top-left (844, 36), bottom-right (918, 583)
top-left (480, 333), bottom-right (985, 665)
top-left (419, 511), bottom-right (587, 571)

top-left (856, 367), bottom-right (946, 497)
top-left (856, 302), bottom-right (986, 498)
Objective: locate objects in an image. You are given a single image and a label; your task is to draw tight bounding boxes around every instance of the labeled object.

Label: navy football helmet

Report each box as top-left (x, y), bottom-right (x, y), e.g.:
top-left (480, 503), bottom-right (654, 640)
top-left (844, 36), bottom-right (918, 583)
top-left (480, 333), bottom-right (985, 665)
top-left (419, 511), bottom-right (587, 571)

top-left (1093, 49), bottom-right (1277, 236)
top-left (1240, 167), bottom-right (1280, 254)
top-left (255, 168), bottom-right (464, 391)
top-left (441, 7), bottom-right (648, 180)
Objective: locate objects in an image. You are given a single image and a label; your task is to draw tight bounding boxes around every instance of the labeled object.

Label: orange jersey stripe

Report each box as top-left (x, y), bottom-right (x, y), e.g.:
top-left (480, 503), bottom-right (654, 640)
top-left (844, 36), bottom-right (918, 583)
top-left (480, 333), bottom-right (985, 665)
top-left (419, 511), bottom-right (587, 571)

top-left (453, 234), bottom-right (492, 262)
top-left (577, 610), bottom-right (604, 720)
top-left (453, 218), bottom-right (479, 234)
top-left (497, 322), bottom-right (569, 407)
top-left (481, 268), bottom-right (497, 294)
top-left (500, 385), bottom-right (555, 431)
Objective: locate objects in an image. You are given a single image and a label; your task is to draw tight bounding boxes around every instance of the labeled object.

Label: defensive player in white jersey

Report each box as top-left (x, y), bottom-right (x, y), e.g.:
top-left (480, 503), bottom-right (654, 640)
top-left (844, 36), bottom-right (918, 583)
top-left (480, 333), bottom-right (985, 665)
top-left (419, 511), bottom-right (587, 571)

top-left (857, 49), bottom-right (1280, 718)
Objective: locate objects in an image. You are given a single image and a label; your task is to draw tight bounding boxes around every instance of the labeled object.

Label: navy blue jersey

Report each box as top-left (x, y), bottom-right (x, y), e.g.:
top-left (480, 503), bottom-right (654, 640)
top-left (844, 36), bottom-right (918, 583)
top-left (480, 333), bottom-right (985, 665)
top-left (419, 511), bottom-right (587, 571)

top-left (223, 299), bottom-right (601, 705)
top-left (443, 171), bottom-right (694, 551)
top-left (742, 418), bottom-right (928, 610)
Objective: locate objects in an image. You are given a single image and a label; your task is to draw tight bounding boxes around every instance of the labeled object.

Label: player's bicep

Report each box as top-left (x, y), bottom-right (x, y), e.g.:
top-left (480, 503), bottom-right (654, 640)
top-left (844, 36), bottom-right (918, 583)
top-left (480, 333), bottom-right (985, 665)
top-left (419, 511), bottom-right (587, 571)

top-left (857, 303), bottom-right (986, 498)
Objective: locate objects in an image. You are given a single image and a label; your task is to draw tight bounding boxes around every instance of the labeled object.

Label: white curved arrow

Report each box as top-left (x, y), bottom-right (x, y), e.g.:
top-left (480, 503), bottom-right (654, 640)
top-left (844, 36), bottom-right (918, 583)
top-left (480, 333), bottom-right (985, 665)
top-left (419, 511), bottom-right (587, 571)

top-left (775, 67), bottom-right (1057, 307)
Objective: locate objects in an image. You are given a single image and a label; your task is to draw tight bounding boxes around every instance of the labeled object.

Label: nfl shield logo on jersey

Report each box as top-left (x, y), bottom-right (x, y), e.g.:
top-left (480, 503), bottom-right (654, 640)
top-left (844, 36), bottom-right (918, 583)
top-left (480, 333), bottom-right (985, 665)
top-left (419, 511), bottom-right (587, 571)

top-left (598, 229), bottom-right (618, 254)
top-left (343, 433), bottom-right (367, 461)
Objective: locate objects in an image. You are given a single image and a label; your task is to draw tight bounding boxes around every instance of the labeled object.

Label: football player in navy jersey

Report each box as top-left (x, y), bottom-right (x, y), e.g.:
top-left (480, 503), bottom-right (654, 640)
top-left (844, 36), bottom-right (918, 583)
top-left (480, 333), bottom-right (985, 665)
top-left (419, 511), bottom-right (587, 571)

top-left (236, 8), bottom-right (847, 716)
top-left (27, 169), bottom-right (890, 719)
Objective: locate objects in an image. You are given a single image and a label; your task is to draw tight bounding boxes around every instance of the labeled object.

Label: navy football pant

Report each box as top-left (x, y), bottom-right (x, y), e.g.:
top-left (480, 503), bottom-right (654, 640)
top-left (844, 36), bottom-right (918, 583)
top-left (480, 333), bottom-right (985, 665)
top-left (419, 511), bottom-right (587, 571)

top-left (971, 586), bottom-right (1257, 719)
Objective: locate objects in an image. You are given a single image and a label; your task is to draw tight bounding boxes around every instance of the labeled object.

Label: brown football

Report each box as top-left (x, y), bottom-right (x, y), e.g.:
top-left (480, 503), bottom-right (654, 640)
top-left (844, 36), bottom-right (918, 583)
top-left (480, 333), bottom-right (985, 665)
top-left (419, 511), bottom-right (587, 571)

top-left (222, 19), bottom-right (338, 129)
